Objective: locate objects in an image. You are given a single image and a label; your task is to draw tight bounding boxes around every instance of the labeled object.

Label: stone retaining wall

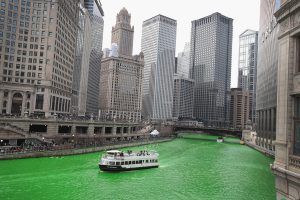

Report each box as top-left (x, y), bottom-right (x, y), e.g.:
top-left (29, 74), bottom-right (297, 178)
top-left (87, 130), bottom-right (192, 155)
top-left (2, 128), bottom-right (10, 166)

top-left (0, 138), bottom-right (173, 160)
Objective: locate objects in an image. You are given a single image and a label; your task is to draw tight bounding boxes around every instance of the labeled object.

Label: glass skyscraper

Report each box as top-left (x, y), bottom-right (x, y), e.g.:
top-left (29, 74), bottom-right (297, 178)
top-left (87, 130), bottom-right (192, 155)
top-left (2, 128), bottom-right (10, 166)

top-left (189, 12), bottom-right (233, 127)
top-left (83, 0), bottom-right (104, 115)
top-left (237, 29), bottom-right (258, 124)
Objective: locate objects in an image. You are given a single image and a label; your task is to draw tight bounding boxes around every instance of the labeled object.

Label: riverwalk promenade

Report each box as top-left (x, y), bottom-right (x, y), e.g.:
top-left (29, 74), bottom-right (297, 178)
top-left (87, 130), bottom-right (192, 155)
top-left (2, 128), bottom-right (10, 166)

top-left (0, 137), bottom-right (173, 160)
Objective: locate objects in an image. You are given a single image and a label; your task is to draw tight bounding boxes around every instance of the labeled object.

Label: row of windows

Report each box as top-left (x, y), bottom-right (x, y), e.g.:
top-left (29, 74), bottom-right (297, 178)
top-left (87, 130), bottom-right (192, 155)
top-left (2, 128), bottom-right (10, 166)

top-left (109, 159), bottom-right (158, 166)
top-left (2, 77), bottom-right (41, 84)
top-left (3, 69), bottom-right (42, 78)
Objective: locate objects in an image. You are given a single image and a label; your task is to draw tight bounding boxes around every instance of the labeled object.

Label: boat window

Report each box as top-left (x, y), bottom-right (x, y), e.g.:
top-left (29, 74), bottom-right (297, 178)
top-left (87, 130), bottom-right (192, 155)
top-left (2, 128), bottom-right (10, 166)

top-left (155, 159), bottom-right (158, 163)
top-left (146, 160), bottom-right (149, 163)
top-left (139, 160), bottom-right (142, 164)
top-left (121, 162), bottom-right (124, 165)
top-left (129, 161), bottom-right (131, 164)
top-left (116, 162), bottom-right (120, 165)
top-left (109, 161), bottom-right (115, 165)
top-left (132, 161), bottom-right (135, 164)
top-left (125, 161), bottom-right (128, 165)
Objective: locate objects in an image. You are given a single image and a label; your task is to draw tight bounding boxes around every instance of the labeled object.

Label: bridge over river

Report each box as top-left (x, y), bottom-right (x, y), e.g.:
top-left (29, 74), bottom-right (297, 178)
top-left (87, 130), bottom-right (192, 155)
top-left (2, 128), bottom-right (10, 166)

top-left (174, 125), bottom-right (242, 137)
top-left (177, 132), bottom-right (242, 144)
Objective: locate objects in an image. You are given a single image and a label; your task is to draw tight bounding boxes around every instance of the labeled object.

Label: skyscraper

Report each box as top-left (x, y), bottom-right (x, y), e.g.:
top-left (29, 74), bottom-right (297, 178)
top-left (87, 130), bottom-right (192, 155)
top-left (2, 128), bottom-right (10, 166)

top-left (0, 0), bottom-right (80, 117)
top-left (141, 15), bottom-right (177, 120)
top-left (99, 8), bottom-right (144, 122)
top-left (84, 0), bottom-right (104, 115)
top-left (111, 8), bottom-right (134, 57)
top-left (256, 0), bottom-right (279, 152)
top-left (173, 74), bottom-right (194, 119)
top-left (189, 12), bottom-right (233, 127)
top-left (229, 88), bottom-right (250, 129)
top-left (237, 29), bottom-right (258, 124)
top-left (272, 0), bottom-right (300, 198)
top-left (177, 42), bottom-right (190, 78)
top-left (72, 4), bottom-right (92, 116)
top-left (71, 0), bottom-right (104, 116)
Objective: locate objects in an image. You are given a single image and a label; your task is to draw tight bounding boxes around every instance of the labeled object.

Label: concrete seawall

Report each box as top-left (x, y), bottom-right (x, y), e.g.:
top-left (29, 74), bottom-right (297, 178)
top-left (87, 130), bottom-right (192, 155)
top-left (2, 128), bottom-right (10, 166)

top-left (0, 138), bottom-right (173, 160)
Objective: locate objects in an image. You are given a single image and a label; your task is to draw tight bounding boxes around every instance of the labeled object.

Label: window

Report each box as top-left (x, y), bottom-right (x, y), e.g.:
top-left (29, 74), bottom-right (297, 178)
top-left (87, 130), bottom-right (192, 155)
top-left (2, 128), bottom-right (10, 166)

top-left (294, 123), bottom-right (300, 156)
top-left (294, 97), bottom-right (300, 156)
top-left (35, 94), bottom-right (44, 109)
top-left (297, 37), bottom-right (300, 73)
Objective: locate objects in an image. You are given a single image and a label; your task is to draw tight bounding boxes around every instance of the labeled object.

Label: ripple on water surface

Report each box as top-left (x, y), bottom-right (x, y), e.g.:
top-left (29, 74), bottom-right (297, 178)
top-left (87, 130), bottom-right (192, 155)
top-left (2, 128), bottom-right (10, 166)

top-left (0, 136), bottom-right (275, 200)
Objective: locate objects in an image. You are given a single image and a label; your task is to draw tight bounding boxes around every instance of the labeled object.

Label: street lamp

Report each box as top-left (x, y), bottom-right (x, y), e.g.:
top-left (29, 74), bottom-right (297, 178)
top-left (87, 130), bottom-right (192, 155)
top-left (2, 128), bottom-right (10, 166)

top-left (72, 134), bottom-right (75, 147)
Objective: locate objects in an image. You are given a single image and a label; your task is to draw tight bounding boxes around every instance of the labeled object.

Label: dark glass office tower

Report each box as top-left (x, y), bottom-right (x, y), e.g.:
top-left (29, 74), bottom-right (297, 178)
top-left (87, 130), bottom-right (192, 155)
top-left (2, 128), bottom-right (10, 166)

top-left (189, 12), bottom-right (233, 127)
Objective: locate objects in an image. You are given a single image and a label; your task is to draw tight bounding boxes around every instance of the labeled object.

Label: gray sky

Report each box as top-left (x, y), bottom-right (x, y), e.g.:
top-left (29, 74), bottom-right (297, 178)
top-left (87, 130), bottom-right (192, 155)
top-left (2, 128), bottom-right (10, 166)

top-left (101, 0), bottom-right (260, 88)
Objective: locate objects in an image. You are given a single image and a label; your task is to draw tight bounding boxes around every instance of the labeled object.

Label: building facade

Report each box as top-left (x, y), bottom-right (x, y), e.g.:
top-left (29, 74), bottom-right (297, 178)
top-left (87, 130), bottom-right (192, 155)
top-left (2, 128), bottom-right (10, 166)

top-left (99, 8), bottom-right (144, 122)
top-left (189, 12), bottom-right (233, 127)
top-left (99, 55), bottom-right (144, 122)
top-left (0, 0), bottom-right (80, 117)
top-left (237, 29), bottom-right (258, 124)
top-left (229, 88), bottom-right (250, 129)
top-left (173, 74), bottom-right (194, 119)
top-left (272, 0), bottom-right (300, 199)
top-left (177, 42), bottom-right (190, 79)
top-left (84, 0), bottom-right (104, 115)
top-left (141, 15), bottom-right (177, 120)
top-left (255, 0), bottom-right (279, 152)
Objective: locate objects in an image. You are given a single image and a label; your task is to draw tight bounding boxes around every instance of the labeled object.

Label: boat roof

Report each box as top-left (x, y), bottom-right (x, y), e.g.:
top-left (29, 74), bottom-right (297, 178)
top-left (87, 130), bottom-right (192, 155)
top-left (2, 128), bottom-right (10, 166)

top-left (106, 150), bottom-right (121, 153)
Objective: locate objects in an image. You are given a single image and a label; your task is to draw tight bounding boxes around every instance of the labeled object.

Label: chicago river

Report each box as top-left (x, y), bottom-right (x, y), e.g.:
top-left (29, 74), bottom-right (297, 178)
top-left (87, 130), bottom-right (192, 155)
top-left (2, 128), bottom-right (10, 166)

top-left (0, 135), bottom-right (275, 200)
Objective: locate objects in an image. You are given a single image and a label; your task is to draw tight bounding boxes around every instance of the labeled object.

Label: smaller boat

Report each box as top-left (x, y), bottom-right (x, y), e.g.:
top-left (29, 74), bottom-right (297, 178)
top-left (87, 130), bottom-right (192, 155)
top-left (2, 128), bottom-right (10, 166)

top-left (217, 136), bottom-right (224, 143)
top-left (99, 149), bottom-right (159, 172)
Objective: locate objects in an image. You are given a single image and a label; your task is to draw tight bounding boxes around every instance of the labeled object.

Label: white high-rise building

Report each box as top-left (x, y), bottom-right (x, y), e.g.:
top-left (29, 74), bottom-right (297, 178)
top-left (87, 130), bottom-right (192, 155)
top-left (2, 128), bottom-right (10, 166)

top-left (141, 15), bottom-right (177, 120)
top-left (177, 42), bottom-right (190, 78)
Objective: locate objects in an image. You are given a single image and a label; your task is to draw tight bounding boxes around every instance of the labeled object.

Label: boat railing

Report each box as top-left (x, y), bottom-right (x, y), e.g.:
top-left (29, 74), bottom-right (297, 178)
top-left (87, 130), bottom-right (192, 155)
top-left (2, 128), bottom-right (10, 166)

top-left (102, 152), bottom-right (158, 160)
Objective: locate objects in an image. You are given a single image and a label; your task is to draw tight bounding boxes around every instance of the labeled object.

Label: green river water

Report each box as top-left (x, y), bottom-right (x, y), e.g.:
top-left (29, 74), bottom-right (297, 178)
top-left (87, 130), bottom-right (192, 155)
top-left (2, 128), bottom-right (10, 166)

top-left (0, 135), bottom-right (275, 200)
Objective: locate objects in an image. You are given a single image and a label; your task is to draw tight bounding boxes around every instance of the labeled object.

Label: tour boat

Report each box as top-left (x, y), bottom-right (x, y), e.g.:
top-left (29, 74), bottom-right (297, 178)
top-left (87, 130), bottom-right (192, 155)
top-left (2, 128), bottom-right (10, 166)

top-left (99, 149), bottom-right (159, 172)
top-left (217, 136), bottom-right (224, 143)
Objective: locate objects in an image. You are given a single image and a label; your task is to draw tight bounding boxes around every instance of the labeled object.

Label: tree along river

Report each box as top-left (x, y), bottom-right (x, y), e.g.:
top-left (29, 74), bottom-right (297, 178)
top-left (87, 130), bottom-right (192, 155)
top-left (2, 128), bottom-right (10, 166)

top-left (0, 135), bottom-right (275, 200)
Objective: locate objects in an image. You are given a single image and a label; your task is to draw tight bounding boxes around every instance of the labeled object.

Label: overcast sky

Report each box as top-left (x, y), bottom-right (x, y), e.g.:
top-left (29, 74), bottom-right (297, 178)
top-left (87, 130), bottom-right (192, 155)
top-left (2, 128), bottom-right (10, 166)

top-left (100, 0), bottom-right (260, 88)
